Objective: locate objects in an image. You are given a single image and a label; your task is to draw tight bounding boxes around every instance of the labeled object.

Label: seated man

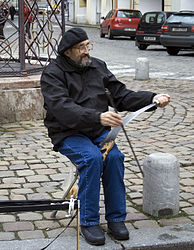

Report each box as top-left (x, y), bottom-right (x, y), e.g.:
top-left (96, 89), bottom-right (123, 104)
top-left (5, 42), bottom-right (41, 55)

top-left (40, 27), bottom-right (170, 246)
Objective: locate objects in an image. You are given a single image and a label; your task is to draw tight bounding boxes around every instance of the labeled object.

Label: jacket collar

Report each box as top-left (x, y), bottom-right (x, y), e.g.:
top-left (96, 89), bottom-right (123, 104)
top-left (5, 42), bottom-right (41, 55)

top-left (56, 55), bottom-right (96, 73)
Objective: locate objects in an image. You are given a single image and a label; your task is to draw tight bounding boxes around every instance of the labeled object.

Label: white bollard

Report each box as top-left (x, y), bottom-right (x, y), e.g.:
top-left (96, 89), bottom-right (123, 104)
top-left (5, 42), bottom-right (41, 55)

top-left (143, 152), bottom-right (179, 217)
top-left (135, 57), bottom-right (149, 80)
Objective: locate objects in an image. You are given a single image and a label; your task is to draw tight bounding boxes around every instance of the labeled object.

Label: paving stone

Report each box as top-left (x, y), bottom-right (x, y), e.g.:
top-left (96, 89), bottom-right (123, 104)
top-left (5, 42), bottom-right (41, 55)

top-left (59, 218), bottom-right (77, 228)
top-left (10, 194), bottom-right (26, 200)
top-left (133, 220), bottom-right (160, 229)
top-left (18, 230), bottom-right (45, 240)
top-left (126, 213), bottom-right (148, 221)
top-left (126, 207), bottom-right (140, 213)
top-left (0, 232), bottom-right (15, 240)
top-left (0, 183), bottom-right (21, 189)
top-left (0, 215), bottom-right (16, 223)
top-left (3, 221), bottom-right (34, 232)
top-left (46, 227), bottom-right (76, 238)
top-left (26, 175), bottom-right (50, 183)
top-left (188, 198), bottom-right (194, 204)
top-left (16, 170), bottom-right (35, 176)
top-left (35, 169), bottom-right (57, 175)
top-left (0, 190), bottom-right (9, 195)
top-left (27, 193), bottom-right (52, 200)
top-left (179, 201), bottom-right (193, 208)
top-left (128, 192), bottom-right (142, 199)
top-left (3, 177), bottom-right (26, 184)
top-left (180, 178), bottom-right (194, 186)
top-left (182, 206), bottom-right (194, 214)
top-left (50, 174), bottom-right (66, 181)
top-left (10, 160), bottom-right (26, 165)
top-left (29, 164), bottom-right (48, 169)
top-left (159, 217), bottom-right (193, 226)
top-left (18, 212), bottom-right (43, 221)
top-left (9, 164), bottom-right (29, 170)
top-left (47, 163), bottom-right (66, 169)
top-left (0, 195), bottom-right (9, 200)
top-left (34, 220), bottom-right (60, 230)
top-left (23, 183), bottom-right (40, 189)
top-left (0, 171), bottom-right (15, 177)
top-left (180, 192), bottom-right (193, 200)
top-left (0, 161), bottom-right (10, 166)
top-left (36, 186), bottom-right (58, 193)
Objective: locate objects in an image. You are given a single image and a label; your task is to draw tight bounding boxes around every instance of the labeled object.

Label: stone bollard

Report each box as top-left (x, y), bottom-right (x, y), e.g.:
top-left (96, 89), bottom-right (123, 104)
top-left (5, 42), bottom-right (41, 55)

top-left (143, 152), bottom-right (179, 217)
top-left (135, 57), bottom-right (149, 80)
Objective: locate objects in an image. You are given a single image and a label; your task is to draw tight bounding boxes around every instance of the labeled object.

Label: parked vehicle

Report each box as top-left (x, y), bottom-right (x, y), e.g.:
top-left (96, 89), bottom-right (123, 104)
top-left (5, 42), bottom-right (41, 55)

top-left (100, 9), bottom-right (142, 39)
top-left (136, 11), bottom-right (174, 50)
top-left (160, 11), bottom-right (194, 55)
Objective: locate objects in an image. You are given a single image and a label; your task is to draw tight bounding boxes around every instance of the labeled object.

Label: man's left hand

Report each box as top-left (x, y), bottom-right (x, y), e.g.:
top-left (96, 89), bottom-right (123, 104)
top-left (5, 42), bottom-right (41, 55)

top-left (152, 94), bottom-right (171, 108)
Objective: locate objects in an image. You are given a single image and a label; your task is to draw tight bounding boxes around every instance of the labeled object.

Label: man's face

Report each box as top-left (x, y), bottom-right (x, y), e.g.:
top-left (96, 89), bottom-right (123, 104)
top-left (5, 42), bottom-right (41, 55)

top-left (65, 40), bottom-right (92, 67)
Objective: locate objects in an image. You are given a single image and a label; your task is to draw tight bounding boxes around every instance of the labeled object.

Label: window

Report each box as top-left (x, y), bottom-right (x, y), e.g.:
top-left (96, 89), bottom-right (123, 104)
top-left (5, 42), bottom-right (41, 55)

top-left (168, 14), bottom-right (194, 25)
top-left (79, 0), bottom-right (86, 7)
top-left (117, 10), bottom-right (141, 18)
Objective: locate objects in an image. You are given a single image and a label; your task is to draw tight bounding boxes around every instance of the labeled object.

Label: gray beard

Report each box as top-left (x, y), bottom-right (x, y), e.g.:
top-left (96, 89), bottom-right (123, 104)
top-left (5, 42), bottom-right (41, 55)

top-left (77, 56), bottom-right (92, 67)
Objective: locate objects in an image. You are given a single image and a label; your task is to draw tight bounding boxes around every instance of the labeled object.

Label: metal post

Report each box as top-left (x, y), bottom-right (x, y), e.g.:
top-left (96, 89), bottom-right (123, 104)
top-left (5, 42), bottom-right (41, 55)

top-left (162, 0), bottom-right (164, 11)
top-left (18, 0), bottom-right (27, 76)
top-left (61, 0), bottom-right (65, 34)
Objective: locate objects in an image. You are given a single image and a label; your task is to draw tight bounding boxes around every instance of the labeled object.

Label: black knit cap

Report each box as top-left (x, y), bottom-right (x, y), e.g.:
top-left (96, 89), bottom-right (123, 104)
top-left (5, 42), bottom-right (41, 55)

top-left (58, 27), bottom-right (89, 55)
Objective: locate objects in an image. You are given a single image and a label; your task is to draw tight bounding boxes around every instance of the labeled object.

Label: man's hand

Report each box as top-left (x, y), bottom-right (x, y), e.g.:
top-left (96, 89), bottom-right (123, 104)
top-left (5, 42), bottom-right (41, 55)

top-left (153, 94), bottom-right (171, 108)
top-left (100, 111), bottom-right (123, 127)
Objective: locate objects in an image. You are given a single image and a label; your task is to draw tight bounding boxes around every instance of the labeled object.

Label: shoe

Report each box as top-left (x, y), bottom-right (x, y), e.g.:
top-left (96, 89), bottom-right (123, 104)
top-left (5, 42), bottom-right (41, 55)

top-left (81, 225), bottom-right (105, 246)
top-left (108, 221), bottom-right (129, 240)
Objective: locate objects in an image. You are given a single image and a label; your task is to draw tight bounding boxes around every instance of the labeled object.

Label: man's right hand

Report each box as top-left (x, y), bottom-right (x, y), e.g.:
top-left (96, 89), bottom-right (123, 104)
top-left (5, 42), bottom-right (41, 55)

top-left (100, 111), bottom-right (123, 127)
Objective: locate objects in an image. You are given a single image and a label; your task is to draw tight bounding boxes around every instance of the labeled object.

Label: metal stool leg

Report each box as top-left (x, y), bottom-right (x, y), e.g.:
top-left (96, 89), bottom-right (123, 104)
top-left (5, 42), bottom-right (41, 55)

top-left (50, 163), bottom-right (78, 218)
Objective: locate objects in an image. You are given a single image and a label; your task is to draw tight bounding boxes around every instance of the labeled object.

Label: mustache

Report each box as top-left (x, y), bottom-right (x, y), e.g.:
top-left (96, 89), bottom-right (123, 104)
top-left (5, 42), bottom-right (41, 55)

top-left (81, 54), bottom-right (90, 59)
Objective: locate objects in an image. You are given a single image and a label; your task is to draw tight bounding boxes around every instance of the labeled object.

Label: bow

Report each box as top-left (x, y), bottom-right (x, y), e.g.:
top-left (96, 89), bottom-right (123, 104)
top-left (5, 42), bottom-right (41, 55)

top-left (100, 89), bottom-right (158, 176)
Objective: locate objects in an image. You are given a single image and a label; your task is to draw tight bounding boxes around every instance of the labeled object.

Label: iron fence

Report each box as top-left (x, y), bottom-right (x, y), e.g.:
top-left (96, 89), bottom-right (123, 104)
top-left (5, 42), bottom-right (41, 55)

top-left (0, 0), bottom-right (67, 76)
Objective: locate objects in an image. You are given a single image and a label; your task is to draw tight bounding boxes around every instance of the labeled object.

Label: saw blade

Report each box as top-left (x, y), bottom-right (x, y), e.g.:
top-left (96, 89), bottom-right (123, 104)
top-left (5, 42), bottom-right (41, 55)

top-left (101, 103), bottom-right (156, 146)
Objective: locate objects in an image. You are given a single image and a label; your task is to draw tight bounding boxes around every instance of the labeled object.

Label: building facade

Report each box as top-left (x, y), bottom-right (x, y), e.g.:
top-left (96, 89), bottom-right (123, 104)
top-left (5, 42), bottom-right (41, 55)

top-left (69, 0), bottom-right (194, 24)
top-left (8, 0), bottom-right (194, 24)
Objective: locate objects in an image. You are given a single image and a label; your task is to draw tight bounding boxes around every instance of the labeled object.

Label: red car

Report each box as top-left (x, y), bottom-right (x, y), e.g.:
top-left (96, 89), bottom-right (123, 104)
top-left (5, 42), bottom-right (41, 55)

top-left (100, 9), bottom-right (142, 39)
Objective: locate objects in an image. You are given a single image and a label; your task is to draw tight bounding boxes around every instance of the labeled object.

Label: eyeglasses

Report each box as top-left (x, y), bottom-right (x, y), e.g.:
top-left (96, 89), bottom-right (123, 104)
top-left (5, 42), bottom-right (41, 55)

top-left (73, 43), bottom-right (93, 53)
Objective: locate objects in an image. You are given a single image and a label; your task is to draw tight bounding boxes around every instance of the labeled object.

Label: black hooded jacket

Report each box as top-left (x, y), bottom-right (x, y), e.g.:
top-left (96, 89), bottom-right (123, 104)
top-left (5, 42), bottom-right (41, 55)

top-left (40, 55), bottom-right (156, 151)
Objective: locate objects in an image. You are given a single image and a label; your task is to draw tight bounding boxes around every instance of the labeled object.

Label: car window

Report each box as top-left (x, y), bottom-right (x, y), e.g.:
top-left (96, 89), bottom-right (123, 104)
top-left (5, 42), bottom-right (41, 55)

top-left (157, 13), bottom-right (165, 23)
top-left (143, 13), bottom-right (157, 23)
top-left (142, 13), bottom-right (166, 24)
top-left (117, 10), bottom-right (141, 18)
top-left (105, 10), bottom-right (114, 19)
top-left (167, 14), bottom-right (194, 24)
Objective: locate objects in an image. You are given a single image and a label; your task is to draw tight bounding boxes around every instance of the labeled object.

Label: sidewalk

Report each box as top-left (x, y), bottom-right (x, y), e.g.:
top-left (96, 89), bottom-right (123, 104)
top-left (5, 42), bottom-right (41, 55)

top-left (0, 76), bottom-right (193, 249)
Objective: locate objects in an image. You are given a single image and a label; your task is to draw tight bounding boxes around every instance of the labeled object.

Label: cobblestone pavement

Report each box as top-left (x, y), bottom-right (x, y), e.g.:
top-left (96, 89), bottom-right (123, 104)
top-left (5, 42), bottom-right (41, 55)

top-left (0, 77), bottom-right (193, 245)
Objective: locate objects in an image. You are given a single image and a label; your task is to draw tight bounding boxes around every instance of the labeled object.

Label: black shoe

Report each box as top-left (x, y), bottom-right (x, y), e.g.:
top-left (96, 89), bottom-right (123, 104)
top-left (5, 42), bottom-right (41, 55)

top-left (81, 225), bottom-right (105, 246)
top-left (108, 221), bottom-right (129, 240)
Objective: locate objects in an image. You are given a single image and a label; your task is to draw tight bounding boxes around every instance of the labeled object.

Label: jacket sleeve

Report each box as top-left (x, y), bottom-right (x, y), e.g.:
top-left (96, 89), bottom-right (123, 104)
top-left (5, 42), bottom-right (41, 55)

top-left (103, 63), bottom-right (156, 112)
top-left (40, 65), bottom-right (101, 131)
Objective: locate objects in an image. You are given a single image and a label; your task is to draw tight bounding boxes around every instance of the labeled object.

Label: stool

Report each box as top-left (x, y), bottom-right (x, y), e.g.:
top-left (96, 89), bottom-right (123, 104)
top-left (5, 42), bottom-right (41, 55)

top-left (50, 161), bottom-right (78, 218)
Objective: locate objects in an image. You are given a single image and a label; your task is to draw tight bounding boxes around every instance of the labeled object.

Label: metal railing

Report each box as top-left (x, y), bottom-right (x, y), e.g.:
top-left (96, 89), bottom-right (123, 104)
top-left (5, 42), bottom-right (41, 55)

top-left (0, 0), bottom-right (66, 77)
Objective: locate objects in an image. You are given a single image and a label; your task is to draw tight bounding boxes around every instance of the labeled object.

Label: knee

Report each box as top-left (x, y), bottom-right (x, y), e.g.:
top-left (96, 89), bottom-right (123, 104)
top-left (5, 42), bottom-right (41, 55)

top-left (78, 148), bottom-right (103, 172)
top-left (107, 146), bottom-right (124, 162)
top-left (85, 148), bottom-right (103, 165)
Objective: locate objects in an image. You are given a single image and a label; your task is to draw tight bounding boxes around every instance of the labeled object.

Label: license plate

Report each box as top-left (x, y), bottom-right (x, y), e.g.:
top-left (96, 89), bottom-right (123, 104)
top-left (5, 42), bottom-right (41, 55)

top-left (124, 28), bottom-right (136, 31)
top-left (172, 27), bottom-right (187, 32)
top-left (144, 36), bottom-right (156, 41)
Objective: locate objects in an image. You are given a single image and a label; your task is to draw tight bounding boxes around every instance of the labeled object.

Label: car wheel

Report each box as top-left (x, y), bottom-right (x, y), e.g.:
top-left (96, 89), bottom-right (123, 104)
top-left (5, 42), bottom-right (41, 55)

top-left (166, 47), bottom-right (180, 56)
top-left (100, 28), bottom-right (105, 38)
top-left (108, 27), bottom-right (113, 39)
top-left (138, 44), bottom-right (148, 50)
